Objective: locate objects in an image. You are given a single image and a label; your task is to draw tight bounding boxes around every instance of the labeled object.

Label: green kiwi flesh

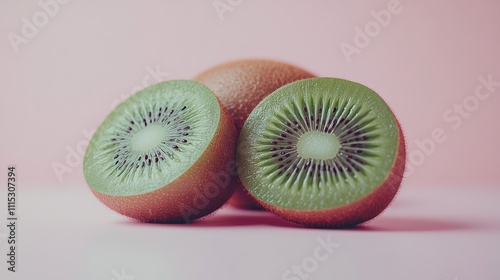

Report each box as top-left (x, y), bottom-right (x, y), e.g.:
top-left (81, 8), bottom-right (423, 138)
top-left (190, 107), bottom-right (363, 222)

top-left (237, 77), bottom-right (405, 227)
top-left (84, 80), bottom-right (237, 222)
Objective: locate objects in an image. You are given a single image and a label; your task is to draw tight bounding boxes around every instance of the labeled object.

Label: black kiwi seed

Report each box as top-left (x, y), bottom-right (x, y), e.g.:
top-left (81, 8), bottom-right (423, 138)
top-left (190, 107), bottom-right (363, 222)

top-left (107, 103), bottom-right (194, 171)
top-left (258, 104), bottom-right (378, 181)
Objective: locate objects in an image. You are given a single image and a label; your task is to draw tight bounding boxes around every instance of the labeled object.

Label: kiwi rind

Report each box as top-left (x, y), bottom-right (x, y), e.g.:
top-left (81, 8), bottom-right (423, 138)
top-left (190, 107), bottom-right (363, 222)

top-left (237, 77), bottom-right (401, 211)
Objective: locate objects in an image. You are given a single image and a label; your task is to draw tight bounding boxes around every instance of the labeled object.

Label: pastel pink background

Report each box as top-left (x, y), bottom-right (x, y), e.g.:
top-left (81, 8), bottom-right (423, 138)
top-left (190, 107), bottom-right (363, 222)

top-left (1, 0), bottom-right (499, 189)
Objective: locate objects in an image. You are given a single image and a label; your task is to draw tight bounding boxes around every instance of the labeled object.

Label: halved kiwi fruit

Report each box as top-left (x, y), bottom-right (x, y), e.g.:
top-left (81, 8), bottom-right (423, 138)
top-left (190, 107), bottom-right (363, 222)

top-left (195, 59), bottom-right (315, 209)
top-left (237, 78), bottom-right (406, 227)
top-left (84, 80), bottom-right (237, 223)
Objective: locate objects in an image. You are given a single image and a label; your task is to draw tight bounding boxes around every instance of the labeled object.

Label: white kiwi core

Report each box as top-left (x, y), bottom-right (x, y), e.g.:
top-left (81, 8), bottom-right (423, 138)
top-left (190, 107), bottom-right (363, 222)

top-left (297, 131), bottom-right (340, 160)
top-left (132, 125), bottom-right (167, 152)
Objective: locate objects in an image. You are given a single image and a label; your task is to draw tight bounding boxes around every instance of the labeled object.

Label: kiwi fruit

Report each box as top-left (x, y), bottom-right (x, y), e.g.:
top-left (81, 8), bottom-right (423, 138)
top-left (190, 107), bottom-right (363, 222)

top-left (195, 59), bottom-right (315, 209)
top-left (237, 77), bottom-right (406, 228)
top-left (83, 80), bottom-right (238, 223)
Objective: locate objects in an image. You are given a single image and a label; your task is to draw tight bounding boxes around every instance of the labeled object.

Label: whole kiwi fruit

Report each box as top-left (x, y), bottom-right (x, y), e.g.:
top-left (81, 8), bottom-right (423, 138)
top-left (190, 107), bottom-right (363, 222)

top-left (237, 77), bottom-right (406, 227)
top-left (195, 59), bottom-right (315, 209)
top-left (83, 80), bottom-right (238, 223)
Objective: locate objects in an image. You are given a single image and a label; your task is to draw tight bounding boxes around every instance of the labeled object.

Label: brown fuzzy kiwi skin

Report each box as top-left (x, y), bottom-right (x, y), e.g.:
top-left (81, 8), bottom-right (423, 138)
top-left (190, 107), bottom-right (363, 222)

top-left (91, 102), bottom-right (238, 223)
top-left (253, 121), bottom-right (406, 228)
top-left (195, 59), bottom-right (316, 209)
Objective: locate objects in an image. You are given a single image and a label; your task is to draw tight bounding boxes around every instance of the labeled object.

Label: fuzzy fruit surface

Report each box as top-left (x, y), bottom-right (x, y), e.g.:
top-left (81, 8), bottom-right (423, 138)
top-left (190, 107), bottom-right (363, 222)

top-left (196, 59), bottom-right (315, 209)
